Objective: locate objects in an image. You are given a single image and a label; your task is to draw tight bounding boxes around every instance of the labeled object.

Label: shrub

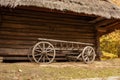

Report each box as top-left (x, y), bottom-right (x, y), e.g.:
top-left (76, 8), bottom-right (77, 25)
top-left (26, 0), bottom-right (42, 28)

top-left (100, 30), bottom-right (120, 57)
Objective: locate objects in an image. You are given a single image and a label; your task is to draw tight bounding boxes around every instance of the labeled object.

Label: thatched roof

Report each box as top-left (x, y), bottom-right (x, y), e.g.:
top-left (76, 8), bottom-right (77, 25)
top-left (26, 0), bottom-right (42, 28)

top-left (1, 0), bottom-right (120, 19)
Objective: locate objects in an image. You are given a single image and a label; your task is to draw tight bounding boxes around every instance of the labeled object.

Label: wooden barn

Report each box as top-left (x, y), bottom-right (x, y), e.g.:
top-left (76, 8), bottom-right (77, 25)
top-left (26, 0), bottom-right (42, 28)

top-left (0, 0), bottom-right (120, 62)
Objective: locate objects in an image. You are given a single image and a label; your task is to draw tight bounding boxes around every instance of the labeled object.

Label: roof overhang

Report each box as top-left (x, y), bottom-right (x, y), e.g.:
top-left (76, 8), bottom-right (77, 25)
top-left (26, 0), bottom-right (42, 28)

top-left (1, 0), bottom-right (120, 19)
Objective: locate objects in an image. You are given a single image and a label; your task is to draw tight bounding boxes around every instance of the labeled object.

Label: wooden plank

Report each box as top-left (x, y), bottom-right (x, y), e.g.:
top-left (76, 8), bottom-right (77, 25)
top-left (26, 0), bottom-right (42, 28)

top-left (0, 9), bottom-right (2, 27)
top-left (0, 33), bottom-right (95, 41)
top-left (0, 45), bottom-right (30, 49)
top-left (38, 38), bottom-right (93, 45)
top-left (1, 22), bottom-right (94, 32)
top-left (89, 17), bottom-right (105, 23)
top-left (2, 15), bottom-right (92, 26)
top-left (3, 57), bottom-right (29, 60)
top-left (0, 30), bottom-right (95, 38)
top-left (96, 27), bottom-right (106, 32)
top-left (2, 11), bottom-right (92, 25)
top-left (0, 48), bottom-right (29, 56)
top-left (3, 56), bottom-right (67, 61)
top-left (2, 7), bottom-right (96, 23)
top-left (95, 19), bottom-right (117, 27)
top-left (105, 21), bottom-right (120, 29)
top-left (0, 24), bottom-right (95, 34)
top-left (0, 37), bottom-right (95, 44)
top-left (95, 31), bottom-right (102, 60)
top-left (0, 39), bottom-right (35, 45)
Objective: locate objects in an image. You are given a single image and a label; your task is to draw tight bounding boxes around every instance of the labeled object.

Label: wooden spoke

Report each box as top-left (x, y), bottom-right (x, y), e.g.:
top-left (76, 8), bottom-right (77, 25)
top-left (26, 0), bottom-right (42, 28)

top-left (38, 54), bottom-right (43, 62)
top-left (37, 45), bottom-right (43, 50)
top-left (46, 45), bottom-right (51, 50)
top-left (34, 53), bottom-right (41, 57)
top-left (46, 54), bottom-right (50, 61)
top-left (35, 49), bottom-right (42, 53)
top-left (42, 55), bottom-right (45, 63)
top-left (46, 48), bottom-right (53, 52)
top-left (32, 41), bottom-right (56, 63)
top-left (82, 46), bottom-right (96, 64)
top-left (85, 58), bottom-right (90, 62)
top-left (84, 56), bottom-right (89, 61)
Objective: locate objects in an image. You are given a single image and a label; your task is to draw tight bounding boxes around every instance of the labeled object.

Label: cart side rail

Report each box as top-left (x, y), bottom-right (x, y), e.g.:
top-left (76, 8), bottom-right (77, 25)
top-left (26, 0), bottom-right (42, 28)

top-left (38, 38), bottom-right (93, 45)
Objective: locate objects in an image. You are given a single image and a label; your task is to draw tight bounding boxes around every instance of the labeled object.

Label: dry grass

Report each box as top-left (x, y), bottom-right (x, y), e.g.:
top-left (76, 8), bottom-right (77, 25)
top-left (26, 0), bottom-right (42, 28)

top-left (101, 51), bottom-right (118, 60)
top-left (0, 59), bottom-right (120, 80)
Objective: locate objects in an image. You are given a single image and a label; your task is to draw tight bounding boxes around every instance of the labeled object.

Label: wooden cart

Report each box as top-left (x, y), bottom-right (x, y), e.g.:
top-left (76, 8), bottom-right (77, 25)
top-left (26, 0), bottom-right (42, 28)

top-left (28, 38), bottom-right (96, 64)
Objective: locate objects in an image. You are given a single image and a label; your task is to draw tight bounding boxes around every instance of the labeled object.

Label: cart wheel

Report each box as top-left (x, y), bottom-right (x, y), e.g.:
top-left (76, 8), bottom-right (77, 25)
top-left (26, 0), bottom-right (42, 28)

top-left (32, 41), bottom-right (56, 63)
top-left (27, 47), bottom-right (34, 62)
top-left (82, 46), bottom-right (96, 64)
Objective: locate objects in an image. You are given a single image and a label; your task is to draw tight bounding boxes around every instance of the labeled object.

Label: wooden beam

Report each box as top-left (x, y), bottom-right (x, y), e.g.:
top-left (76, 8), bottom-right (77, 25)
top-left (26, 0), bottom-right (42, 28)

top-left (96, 27), bottom-right (106, 33)
top-left (104, 21), bottom-right (120, 34)
top-left (96, 21), bottom-right (120, 36)
top-left (105, 21), bottom-right (120, 29)
top-left (95, 19), bottom-right (117, 28)
top-left (89, 17), bottom-right (105, 23)
top-left (0, 7), bottom-right (2, 25)
top-left (95, 31), bottom-right (102, 60)
top-left (95, 19), bottom-right (119, 35)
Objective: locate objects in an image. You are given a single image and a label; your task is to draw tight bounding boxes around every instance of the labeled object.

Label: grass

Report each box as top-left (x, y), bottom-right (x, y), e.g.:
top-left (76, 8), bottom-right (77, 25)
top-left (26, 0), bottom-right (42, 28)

top-left (0, 59), bottom-right (120, 80)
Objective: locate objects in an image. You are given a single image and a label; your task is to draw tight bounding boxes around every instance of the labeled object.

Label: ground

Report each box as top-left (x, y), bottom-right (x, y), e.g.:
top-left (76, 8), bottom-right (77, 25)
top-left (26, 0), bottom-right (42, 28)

top-left (0, 59), bottom-right (120, 80)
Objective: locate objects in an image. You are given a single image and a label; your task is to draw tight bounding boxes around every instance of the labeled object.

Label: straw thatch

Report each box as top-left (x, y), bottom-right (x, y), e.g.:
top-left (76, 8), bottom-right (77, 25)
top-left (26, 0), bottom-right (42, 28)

top-left (1, 0), bottom-right (120, 19)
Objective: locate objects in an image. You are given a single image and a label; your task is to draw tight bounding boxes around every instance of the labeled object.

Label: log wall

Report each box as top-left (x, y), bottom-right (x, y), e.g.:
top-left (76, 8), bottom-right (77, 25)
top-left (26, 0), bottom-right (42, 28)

top-left (0, 8), bottom-right (96, 57)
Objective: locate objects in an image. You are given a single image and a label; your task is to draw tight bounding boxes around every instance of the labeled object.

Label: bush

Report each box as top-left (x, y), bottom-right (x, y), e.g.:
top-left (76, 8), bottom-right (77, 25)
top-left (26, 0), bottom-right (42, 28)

top-left (101, 51), bottom-right (118, 60)
top-left (100, 30), bottom-right (120, 57)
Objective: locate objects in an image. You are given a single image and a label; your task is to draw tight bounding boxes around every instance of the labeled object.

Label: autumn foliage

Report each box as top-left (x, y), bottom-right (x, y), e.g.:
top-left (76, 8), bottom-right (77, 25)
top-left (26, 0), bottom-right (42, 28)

top-left (100, 30), bottom-right (120, 58)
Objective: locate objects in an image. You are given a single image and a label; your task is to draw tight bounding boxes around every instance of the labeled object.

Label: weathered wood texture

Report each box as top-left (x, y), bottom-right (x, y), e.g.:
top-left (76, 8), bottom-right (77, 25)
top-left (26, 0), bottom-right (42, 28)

top-left (0, 8), bottom-right (96, 57)
top-left (0, 15), bottom-right (1, 24)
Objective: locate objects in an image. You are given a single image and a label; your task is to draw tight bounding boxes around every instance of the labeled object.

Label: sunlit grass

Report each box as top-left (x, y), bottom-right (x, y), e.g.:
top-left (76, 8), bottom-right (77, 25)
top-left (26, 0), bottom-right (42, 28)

top-left (101, 51), bottom-right (118, 60)
top-left (0, 60), bottom-right (120, 80)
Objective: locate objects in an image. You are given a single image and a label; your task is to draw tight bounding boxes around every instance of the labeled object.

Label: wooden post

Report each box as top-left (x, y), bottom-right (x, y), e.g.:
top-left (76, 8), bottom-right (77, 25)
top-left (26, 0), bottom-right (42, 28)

top-left (0, 8), bottom-right (3, 62)
top-left (95, 30), bottom-right (102, 60)
top-left (118, 46), bottom-right (120, 58)
top-left (0, 7), bottom-right (1, 36)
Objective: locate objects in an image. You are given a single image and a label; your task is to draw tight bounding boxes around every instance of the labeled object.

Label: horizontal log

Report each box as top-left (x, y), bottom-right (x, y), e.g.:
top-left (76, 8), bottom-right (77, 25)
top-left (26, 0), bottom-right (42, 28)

top-left (0, 31), bottom-right (95, 40)
top-left (1, 29), bottom-right (94, 36)
top-left (1, 22), bottom-right (94, 33)
top-left (0, 30), bottom-right (95, 38)
top-left (2, 11), bottom-right (92, 25)
top-left (2, 15), bottom-right (92, 27)
top-left (0, 39), bottom-right (35, 45)
top-left (3, 57), bottom-right (29, 60)
top-left (0, 37), bottom-right (95, 44)
top-left (0, 44), bottom-right (31, 49)
top-left (2, 8), bottom-right (95, 23)
top-left (0, 33), bottom-right (95, 41)
top-left (3, 57), bottom-right (67, 61)
top-left (0, 48), bottom-right (29, 56)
